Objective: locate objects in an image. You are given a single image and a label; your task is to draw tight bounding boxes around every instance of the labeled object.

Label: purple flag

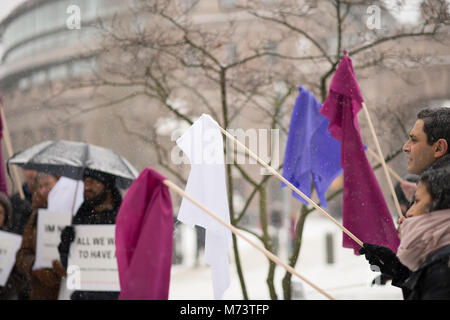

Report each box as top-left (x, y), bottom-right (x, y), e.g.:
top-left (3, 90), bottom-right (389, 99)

top-left (320, 55), bottom-right (400, 254)
top-left (0, 98), bottom-right (8, 195)
top-left (282, 86), bottom-right (342, 209)
top-left (115, 168), bottom-right (173, 299)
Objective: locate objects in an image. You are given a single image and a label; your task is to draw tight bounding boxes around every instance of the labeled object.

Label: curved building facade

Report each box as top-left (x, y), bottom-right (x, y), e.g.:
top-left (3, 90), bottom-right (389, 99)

top-left (0, 0), bottom-right (130, 184)
top-left (0, 0), bottom-right (120, 90)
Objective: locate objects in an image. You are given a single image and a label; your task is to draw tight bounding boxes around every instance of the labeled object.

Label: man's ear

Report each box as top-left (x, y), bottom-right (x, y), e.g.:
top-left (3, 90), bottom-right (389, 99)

top-left (434, 138), bottom-right (448, 158)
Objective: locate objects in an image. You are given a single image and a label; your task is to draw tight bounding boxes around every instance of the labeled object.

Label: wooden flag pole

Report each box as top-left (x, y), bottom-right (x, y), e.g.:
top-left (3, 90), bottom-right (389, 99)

top-left (361, 102), bottom-right (404, 218)
top-left (366, 147), bottom-right (404, 184)
top-left (219, 126), bottom-right (364, 248)
top-left (0, 101), bottom-right (25, 200)
top-left (163, 179), bottom-right (335, 300)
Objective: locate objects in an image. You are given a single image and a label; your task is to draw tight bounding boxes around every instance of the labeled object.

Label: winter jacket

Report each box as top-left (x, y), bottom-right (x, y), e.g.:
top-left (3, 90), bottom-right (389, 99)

top-left (10, 183), bottom-right (33, 235)
top-left (58, 190), bottom-right (122, 300)
top-left (14, 209), bottom-right (62, 300)
top-left (400, 245), bottom-right (450, 300)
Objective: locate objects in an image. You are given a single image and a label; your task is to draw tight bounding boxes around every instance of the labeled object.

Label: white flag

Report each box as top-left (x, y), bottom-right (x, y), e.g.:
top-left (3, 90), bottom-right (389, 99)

top-left (176, 114), bottom-right (232, 299)
top-left (46, 177), bottom-right (84, 216)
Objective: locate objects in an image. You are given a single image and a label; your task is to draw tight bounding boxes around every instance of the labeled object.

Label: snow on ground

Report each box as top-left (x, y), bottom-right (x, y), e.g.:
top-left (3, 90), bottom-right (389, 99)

top-left (169, 211), bottom-right (404, 300)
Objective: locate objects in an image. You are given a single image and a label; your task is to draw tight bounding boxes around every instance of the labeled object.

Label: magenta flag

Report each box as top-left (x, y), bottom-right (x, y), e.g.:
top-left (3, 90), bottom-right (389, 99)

top-left (0, 98), bottom-right (8, 195)
top-left (320, 54), bottom-right (400, 254)
top-left (115, 168), bottom-right (173, 299)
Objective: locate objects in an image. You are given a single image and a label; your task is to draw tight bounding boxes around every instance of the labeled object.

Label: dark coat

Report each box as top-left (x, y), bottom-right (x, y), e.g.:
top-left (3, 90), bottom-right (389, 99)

top-left (401, 245), bottom-right (450, 300)
top-left (58, 189), bottom-right (122, 300)
top-left (427, 153), bottom-right (450, 171)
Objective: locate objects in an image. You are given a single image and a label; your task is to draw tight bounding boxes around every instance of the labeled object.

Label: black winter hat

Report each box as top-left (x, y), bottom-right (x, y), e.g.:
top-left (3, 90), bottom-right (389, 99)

top-left (82, 168), bottom-right (116, 190)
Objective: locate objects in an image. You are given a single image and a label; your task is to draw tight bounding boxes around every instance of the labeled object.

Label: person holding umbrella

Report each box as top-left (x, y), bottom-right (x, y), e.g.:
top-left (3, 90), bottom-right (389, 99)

top-left (54, 168), bottom-right (122, 300)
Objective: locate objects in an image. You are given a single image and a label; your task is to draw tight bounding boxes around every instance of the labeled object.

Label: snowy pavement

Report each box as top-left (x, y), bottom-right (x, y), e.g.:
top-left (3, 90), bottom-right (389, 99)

top-left (169, 212), bottom-right (404, 300)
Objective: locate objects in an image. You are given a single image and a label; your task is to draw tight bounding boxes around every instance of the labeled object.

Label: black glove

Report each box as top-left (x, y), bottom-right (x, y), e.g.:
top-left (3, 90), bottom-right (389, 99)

top-left (370, 274), bottom-right (392, 286)
top-left (61, 226), bottom-right (75, 244)
top-left (58, 226), bottom-right (75, 270)
top-left (359, 243), bottom-right (410, 284)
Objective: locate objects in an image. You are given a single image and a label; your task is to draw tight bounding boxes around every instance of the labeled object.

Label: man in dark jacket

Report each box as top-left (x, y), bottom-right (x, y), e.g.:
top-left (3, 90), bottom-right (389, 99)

top-left (56, 168), bottom-right (122, 300)
top-left (360, 107), bottom-right (450, 299)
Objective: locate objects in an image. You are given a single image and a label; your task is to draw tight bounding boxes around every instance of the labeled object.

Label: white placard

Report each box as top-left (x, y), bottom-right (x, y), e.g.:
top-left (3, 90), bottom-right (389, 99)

top-left (33, 210), bottom-right (72, 270)
top-left (67, 225), bottom-right (119, 292)
top-left (0, 230), bottom-right (22, 286)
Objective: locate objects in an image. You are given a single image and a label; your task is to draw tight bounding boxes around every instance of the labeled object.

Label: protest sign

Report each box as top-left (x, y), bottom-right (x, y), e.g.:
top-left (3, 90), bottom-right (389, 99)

top-left (33, 210), bottom-right (72, 270)
top-left (67, 225), bottom-right (119, 291)
top-left (0, 231), bottom-right (22, 286)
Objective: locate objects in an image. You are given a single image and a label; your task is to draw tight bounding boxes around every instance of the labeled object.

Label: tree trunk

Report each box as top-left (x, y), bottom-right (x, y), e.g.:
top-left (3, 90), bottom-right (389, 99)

top-left (282, 205), bottom-right (310, 300)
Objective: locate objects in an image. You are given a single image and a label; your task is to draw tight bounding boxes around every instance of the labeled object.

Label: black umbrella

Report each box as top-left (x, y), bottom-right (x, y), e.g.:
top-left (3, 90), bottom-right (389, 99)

top-left (7, 140), bottom-right (139, 189)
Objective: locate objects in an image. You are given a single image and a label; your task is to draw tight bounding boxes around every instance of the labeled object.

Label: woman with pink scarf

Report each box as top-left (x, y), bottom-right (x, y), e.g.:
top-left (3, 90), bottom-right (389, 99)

top-left (360, 168), bottom-right (450, 300)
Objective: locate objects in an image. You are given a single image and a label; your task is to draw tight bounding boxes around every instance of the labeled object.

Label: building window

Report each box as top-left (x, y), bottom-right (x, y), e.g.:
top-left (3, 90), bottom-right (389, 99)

top-left (219, 0), bottom-right (237, 9)
top-left (262, 0), bottom-right (277, 5)
top-left (49, 64), bottom-right (68, 81)
top-left (263, 40), bottom-right (278, 66)
top-left (18, 77), bottom-right (31, 91)
top-left (297, 37), bottom-right (312, 56)
top-left (31, 70), bottom-right (47, 85)
top-left (225, 43), bottom-right (238, 65)
top-left (179, 0), bottom-right (198, 13)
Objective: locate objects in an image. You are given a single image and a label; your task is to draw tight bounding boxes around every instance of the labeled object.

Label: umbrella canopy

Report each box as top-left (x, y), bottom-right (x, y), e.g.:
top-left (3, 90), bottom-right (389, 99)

top-left (7, 140), bottom-right (139, 189)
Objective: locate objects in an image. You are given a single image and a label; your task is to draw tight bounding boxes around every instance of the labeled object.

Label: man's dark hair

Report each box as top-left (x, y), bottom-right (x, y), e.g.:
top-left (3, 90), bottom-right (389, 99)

top-left (417, 107), bottom-right (450, 153)
top-left (419, 167), bottom-right (450, 212)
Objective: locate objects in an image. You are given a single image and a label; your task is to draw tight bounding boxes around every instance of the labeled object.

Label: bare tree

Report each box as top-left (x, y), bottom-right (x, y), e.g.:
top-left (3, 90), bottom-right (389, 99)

top-left (42, 0), bottom-right (449, 299)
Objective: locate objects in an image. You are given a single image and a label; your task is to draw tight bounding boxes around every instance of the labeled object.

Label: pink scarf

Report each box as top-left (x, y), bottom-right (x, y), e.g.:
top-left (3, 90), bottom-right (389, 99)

top-left (397, 209), bottom-right (450, 271)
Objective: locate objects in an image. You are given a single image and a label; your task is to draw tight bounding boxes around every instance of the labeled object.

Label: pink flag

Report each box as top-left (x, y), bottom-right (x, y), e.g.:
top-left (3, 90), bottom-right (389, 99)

top-left (320, 54), bottom-right (400, 254)
top-left (115, 168), bottom-right (173, 299)
top-left (0, 98), bottom-right (8, 195)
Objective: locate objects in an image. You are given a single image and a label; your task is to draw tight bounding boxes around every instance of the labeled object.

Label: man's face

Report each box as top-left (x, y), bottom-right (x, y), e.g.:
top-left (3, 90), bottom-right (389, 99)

top-left (402, 120), bottom-right (436, 174)
top-left (84, 177), bottom-right (106, 201)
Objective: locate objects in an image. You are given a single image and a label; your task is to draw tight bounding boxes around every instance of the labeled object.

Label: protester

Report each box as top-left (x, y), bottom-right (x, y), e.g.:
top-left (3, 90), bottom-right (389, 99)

top-left (0, 192), bottom-right (14, 299)
top-left (55, 168), bottom-right (122, 300)
top-left (360, 107), bottom-right (450, 292)
top-left (14, 173), bottom-right (61, 300)
top-left (0, 191), bottom-right (12, 231)
top-left (10, 169), bottom-right (37, 235)
top-left (360, 167), bottom-right (450, 299)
